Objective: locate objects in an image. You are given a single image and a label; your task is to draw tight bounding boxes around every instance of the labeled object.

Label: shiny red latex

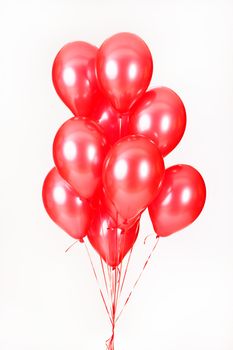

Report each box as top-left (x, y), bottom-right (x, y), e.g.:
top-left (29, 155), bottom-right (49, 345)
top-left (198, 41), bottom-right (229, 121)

top-left (42, 168), bottom-right (92, 239)
top-left (53, 117), bottom-right (109, 199)
top-left (91, 188), bottom-right (141, 230)
top-left (96, 32), bottom-right (153, 112)
top-left (88, 206), bottom-right (139, 267)
top-left (52, 41), bottom-right (100, 116)
top-left (149, 164), bottom-right (206, 237)
top-left (103, 135), bottom-right (165, 223)
top-left (128, 87), bottom-right (186, 157)
top-left (90, 95), bottom-right (129, 145)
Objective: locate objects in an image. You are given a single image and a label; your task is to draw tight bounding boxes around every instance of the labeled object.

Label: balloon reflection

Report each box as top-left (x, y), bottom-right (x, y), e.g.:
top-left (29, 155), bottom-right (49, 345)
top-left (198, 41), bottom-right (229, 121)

top-left (62, 67), bottom-right (76, 87)
top-left (114, 159), bottom-right (128, 180)
top-left (106, 60), bottom-right (118, 80)
top-left (63, 140), bottom-right (77, 161)
top-left (53, 186), bottom-right (66, 205)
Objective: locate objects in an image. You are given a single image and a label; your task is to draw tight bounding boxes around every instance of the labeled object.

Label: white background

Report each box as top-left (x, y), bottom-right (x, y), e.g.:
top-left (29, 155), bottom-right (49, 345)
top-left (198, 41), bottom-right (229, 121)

top-left (0, 0), bottom-right (232, 349)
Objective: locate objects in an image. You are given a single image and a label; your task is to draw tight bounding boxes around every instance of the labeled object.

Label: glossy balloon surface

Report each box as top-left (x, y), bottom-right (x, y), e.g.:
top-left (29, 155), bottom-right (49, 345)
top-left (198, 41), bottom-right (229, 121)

top-left (96, 32), bottom-right (153, 112)
top-left (103, 135), bottom-right (165, 222)
top-left (128, 87), bottom-right (186, 156)
top-left (88, 207), bottom-right (139, 267)
top-left (90, 95), bottom-right (128, 144)
top-left (52, 41), bottom-right (100, 116)
top-left (149, 164), bottom-right (206, 237)
top-left (53, 117), bottom-right (108, 199)
top-left (92, 188), bottom-right (141, 230)
top-left (42, 168), bottom-right (92, 239)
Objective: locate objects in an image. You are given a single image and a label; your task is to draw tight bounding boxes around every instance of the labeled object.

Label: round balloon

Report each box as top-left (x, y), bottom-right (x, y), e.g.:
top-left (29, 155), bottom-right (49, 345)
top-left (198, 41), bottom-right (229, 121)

top-left (96, 32), bottom-right (153, 112)
top-left (52, 41), bottom-right (100, 116)
top-left (42, 168), bottom-right (92, 239)
top-left (103, 135), bottom-right (165, 223)
top-left (53, 117), bottom-right (109, 199)
top-left (148, 164), bottom-right (206, 237)
top-left (128, 87), bottom-right (186, 157)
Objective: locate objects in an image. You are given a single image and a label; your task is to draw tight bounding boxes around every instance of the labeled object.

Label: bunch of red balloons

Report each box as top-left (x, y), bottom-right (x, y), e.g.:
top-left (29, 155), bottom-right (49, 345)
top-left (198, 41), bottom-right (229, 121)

top-left (43, 32), bottom-right (206, 268)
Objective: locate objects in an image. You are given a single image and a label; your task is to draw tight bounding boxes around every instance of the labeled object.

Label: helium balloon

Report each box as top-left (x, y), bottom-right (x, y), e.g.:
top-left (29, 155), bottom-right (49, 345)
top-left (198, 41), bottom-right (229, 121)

top-left (96, 32), bottom-right (153, 112)
top-left (103, 135), bottom-right (164, 223)
top-left (149, 164), bottom-right (206, 237)
top-left (88, 206), bottom-right (139, 267)
top-left (53, 117), bottom-right (109, 199)
top-left (42, 168), bottom-right (92, 239)
top-left (52, 41), bottom-right (100, 116)
top-left (128, 87), bottom-right (186, 157)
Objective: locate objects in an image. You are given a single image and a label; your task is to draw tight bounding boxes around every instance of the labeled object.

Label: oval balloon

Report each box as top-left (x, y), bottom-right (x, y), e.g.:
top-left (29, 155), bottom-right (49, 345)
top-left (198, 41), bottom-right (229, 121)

top-left (42, 168), bottom-right (92, 239)
top-left (149, 164), bottom-right (206, 237)
top-left (53, 117), bottom-right (109, 199)
top-left (88, 206), bottom-right (139, 267)
top-left (103, 135), bottom-right (165, 223)
top-left (52, 41), bottom-right (100, 116)
top-left (128, 87), bottom-right (186, 157)
top-left (96, 32), bottom-right (153, 112)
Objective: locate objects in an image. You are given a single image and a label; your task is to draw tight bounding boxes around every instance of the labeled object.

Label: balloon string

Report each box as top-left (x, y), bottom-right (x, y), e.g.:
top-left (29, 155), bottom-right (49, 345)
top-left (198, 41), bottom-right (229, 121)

top-left (84, 241), bottom-right (113, 325)
top-left (119, 247), bottom-right (133, 296)
top-left (144, 233), bottom-right (154, 245)
top-left (115, 236), bottom-right (160, 323)
top-left (112, 268), bottom-right (117, 347)
top-left (115, 262), bottom-right (123, 310)
top-left (106, 237), bottom-right (133, 349)
top-left (65, 240), bottom-right (79, 253)
top-left (105, 268), bottom-right (116, 350)
top-left (106, 241), bottom-right (131, 350)
top-left (115, 212), bottom-right (122, 311)
top-left (100, 257), bottom-right (110, 299)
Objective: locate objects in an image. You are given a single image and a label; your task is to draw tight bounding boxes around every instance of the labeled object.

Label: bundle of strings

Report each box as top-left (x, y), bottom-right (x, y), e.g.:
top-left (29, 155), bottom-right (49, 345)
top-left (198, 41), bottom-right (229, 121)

top-left (83, 235), bottom-right (160, 350)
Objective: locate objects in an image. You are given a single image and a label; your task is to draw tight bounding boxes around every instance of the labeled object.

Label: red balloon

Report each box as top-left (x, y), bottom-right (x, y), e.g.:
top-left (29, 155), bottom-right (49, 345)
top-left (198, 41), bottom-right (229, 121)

top-left (42, 168), bottom-right (92, 239)
top-left (128, 87), bottom-right (186, 157)
top-left (149, 165), bottom-right (206, 237)
top-left (53, 117), bottom-right (109, 199)
top-left (96, 32), bottom-right (153, 113)
top-left (52, 41), bottom-right (100, 116)
top-left (103, 135), bottom-right (165, 223)
top-left (90, 95), bottom-right (129, 145)
top-left (88, 206), bottom-right (139, 267)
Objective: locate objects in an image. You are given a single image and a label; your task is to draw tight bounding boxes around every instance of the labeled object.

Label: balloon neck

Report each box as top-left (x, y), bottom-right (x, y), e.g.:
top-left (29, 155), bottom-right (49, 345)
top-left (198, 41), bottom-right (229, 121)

top-left (79, 238), bottom-right (84, 243)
